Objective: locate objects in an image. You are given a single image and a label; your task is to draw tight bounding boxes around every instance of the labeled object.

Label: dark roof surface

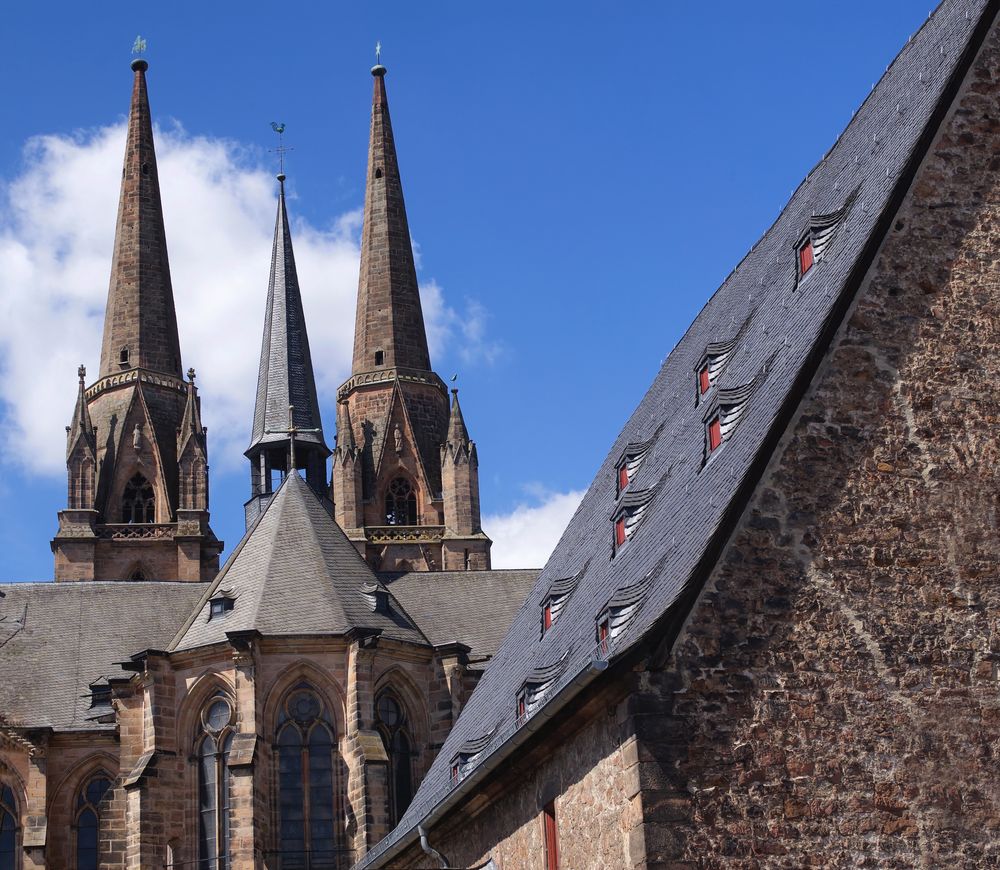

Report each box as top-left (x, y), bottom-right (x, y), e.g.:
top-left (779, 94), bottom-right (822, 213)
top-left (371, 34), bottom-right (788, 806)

top-left (359, 1), bottom-right (995, 864)
top-left (0, 581), bottom-right (204, 731)
top-left (248, 179), bottom-right (328, 453)
top-left (380, 569), bottom-right (539, 661)
top-left (170, 472), bottom-right (426, 650)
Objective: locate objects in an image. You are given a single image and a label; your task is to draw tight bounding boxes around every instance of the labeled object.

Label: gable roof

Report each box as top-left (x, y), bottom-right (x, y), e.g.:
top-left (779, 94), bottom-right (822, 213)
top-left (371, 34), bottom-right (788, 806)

top-left (358, 1), bottom-right (997, 864)
top-left (170, 473), bottom-right (425, 650)
top-left (0, 581), bottom-right (205, 731)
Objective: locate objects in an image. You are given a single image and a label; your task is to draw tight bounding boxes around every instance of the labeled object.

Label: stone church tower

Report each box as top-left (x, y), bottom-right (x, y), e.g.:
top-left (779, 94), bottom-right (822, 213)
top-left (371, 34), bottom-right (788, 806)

top-left (50, 58), bottom-right (222, 582)
top-left (333, 63), bottom-right (491, 572)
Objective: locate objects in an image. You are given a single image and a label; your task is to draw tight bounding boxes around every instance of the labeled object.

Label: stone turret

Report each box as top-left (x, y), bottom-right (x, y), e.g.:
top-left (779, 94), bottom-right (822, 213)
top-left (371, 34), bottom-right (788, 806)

top-left (334, 63), bottom-right (491, 571)
top-left (51, 59), bottom-right (221, 581)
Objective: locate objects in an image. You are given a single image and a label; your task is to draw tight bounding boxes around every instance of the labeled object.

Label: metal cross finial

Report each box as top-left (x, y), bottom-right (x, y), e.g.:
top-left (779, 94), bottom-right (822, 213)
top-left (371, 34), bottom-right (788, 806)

top-left (132, 36), bottom-right (147, 57)
top-left (269, 122), bottom-right (293, 176)
top-left (375, 41), bottom-right (382, 64)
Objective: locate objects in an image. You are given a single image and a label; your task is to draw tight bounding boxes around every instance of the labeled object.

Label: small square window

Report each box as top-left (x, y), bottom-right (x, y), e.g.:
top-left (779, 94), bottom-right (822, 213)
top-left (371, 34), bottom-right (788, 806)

top-left (708, 417), bottom-right (723, 453)
top-left (614, 517), bottom-right (627, 547)
top-left (699, 365), bottom-right (711, 395)
top-left (209, 597), bottom-right (234, 620)
top-left (799, 238), bottom-right (814, 276)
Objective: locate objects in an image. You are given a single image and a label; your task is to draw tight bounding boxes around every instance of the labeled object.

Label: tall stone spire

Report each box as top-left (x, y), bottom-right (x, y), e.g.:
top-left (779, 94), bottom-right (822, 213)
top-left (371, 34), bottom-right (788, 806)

top-left (245, 174), bottom-right (330, 527)
top-left (334, 63), bottom-right (491, 572)
top-left (52, 59), bottom-right (222, 582)
top-left (99, 58), bottom-right (182, 379)
top-left (352, 63), bottom-right (432, 375)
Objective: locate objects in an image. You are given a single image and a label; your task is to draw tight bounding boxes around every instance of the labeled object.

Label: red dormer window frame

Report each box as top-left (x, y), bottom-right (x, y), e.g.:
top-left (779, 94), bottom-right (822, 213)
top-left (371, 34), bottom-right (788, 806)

top-left (798, 237), bottom-right (814, 276)
top-left (517, 692), bottom-right (526, 721)
top-left (617, 463), bottom-right (629, 493)
top-left (708, 416), bottom-right (723, 453)
top-left (543, 601), bottom-right (553, 632)
top-left (451, 762), bottom-right (461, 784)
top-left (699, 364), bottom-right (711, 395)
top-left (614, 517), bottom-right (627, 547)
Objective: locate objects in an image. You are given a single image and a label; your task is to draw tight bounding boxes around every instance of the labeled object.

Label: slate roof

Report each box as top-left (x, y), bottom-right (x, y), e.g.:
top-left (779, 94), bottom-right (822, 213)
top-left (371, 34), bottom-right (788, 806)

top-left (247, 178), bottom-right (328, 453)
top-left (379, 569), bottom-right (539, 662)
top-left (170, 472), bottom-right (426, 650)
top-left (0, 582), bottom-right (204, 731)
top-left (357, 1), bottom-right (997, 864)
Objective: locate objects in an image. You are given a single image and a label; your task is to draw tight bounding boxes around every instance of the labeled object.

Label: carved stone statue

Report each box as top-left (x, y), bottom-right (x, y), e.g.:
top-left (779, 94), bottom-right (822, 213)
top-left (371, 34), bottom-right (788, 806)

top-left (133, 423), bottom-right (142, 450)
top-left (393, 423), bottom-right (403, 454)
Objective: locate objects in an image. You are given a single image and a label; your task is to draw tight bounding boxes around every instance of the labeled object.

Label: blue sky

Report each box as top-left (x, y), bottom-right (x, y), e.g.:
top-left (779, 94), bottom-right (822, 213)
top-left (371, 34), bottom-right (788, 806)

top-left (0, 1), bottom-right (931, 578)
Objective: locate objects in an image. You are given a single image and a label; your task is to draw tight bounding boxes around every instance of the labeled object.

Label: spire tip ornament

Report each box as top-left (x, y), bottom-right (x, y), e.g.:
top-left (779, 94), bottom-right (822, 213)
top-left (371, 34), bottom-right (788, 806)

top-left (130, 35), bottom-right (148, 72)
top-left (269, 122), bottom-right (292, 178)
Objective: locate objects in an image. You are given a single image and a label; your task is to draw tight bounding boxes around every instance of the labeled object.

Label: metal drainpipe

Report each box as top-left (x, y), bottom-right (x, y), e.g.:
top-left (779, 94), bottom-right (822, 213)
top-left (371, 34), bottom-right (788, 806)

top-left (418, 824), bottom-right (449, 869)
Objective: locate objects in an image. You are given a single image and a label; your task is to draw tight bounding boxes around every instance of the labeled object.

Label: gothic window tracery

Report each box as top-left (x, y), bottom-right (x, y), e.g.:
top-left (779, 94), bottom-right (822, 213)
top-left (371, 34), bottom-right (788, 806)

top-left (122, 473), bottom-right (155, 524)
top-left (197, 695), bottom-right (234, 870)
top-left (375, 691), bottom-right (414, 826)
top-left (0, 783), bottom-right (16, 870)
top-left (275, 685), bottom-right (340, 870)
top-left (384, 477), bottom-right (417, 526)
top-left (76, 773), bottom-right (112, 870)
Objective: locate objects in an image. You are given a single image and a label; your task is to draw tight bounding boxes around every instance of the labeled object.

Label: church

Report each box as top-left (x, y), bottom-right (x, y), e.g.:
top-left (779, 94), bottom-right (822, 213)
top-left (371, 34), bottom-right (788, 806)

top-left (4, 0), bottom-right (1000, 868)
top-left (0, 46), bottom-right (534, 870)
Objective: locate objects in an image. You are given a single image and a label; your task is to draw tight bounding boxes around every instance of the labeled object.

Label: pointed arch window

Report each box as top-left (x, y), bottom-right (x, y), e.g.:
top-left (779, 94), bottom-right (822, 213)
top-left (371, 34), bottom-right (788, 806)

top-left (76, 774), bottom-right (112, 870)
top-left (375, 691), bottom-right (414, 827)
top-left (197, 695), bottom-right (235, 870)
top-left (384, 478), bottom-right (417, 526)
top-left (0, 783), bottom-right (17, 870)
top-left (122, 473), bottom-right (155, 523)
top-left (276, 685), bottom-right (341, 870)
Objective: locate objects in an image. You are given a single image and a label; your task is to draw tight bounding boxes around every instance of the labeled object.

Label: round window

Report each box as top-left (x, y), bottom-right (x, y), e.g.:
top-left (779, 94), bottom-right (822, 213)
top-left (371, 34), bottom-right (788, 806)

top-left (288, 690), bottom-right (321, 724)
top-left (377, 694), bottom-right (402, 728)
top-left (203, 698), bottom-right (232, 732)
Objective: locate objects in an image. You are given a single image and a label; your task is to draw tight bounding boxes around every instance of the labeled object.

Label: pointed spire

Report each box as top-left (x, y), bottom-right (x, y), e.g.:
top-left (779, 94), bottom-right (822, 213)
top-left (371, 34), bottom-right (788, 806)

top-left (352, 63), bottom-right (432, 375)
top-left (446, 388), bottom-right (470, 446)
top-left (336, 400), bottom-right (358, 453)
top-left (66, 365), bottom-right (96, 457)
top-left (178, 368), bottom-right (205, 454)
top-left (248, 174), bottom-right (328, 454)
top-left (98, 58), bottom-right (183, 379)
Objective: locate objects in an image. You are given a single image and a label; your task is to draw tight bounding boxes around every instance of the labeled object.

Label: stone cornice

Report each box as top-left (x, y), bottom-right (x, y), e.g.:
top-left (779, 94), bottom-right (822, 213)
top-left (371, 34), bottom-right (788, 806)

top-left (337, 367), bottom-right (447, 401)
top-left (86, 366), bottom-right (187, 402)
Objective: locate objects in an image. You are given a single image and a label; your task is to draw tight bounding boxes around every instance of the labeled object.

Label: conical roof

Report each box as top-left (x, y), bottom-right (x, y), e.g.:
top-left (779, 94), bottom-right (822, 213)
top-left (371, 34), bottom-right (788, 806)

top-left (248, 177), bottom-right (328, 453)
top-left (170, 473), bottom-right (425, 651)
top-left (351, 65), bottom-right (432, 374)
top-left (99, 59), bottom-right (183, 379)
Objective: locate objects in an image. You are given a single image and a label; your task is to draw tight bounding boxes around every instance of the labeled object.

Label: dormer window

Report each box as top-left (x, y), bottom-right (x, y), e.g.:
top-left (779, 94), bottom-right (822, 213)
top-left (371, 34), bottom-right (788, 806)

top-left (707, 416), bottom-right (723, 454)
top-left (696, 314), bottom-right (752, 402)
top-left (798, 238), bottom-right (814, 276)
top-left (208, 595), bottom-right (235, 620)
top-left (698, 364), bottom-right (711, 395)
top-left (611, 486), bottom-right (658, 554)
top-left (89, 684), bottom-right (112, 709)
top-left (516, 652), bottom-right (570, 727)
top-left (615, 430), bottom-right (658, 497)
top-left (539, 570), bottom-right (583, 636)
top-left (361, 581), bottom-right (390, 614)
top-left (596, 565), bottom-right (657, 654)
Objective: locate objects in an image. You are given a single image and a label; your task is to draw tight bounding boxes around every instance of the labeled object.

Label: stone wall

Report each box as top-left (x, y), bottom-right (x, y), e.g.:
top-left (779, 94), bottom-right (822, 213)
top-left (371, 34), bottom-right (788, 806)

top-left (389, 16), bottom-right (1000, 870)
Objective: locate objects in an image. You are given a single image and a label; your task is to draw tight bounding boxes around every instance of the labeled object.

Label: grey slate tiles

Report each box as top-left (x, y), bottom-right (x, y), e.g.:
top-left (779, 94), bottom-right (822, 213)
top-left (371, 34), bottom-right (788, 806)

top-left (358, 1), bottom-right (995, 864)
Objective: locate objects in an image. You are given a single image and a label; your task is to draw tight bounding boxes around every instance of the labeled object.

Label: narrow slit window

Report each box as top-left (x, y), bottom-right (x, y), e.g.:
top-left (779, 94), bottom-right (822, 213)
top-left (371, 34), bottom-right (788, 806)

top-left (699, 364), bottom-right (711, 395)
top-left (516, 693), bottom-right (526, 722)
top-left (543, 602), bottom-right (553, 632)
top-left (614, 517), bottom-right (627, 547)
top-left (617, 463), bottom-right (629, 493)
top-left (374, 349), bottom-right (385, 366)
top-left (799, 238), bottom-right (814, 276)
top-left (708, 417), bottom-right (723, 453)
top-left (543, 801), bottom-right (559, 870)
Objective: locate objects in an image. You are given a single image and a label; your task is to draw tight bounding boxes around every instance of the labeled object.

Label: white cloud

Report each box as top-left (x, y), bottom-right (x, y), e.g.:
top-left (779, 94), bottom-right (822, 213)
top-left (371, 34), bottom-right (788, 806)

top-left (484, 488), bottom-right (585, 569)
top-left (0, 122), bottom-right (494, 476)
